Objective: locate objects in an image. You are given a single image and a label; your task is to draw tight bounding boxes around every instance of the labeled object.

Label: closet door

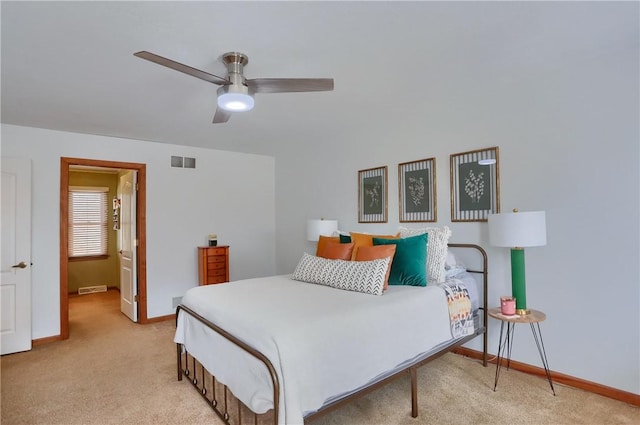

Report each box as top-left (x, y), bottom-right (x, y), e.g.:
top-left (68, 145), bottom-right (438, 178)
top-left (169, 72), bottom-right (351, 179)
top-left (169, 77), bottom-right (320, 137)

top-left (1, 157), bottom-right (32, 354)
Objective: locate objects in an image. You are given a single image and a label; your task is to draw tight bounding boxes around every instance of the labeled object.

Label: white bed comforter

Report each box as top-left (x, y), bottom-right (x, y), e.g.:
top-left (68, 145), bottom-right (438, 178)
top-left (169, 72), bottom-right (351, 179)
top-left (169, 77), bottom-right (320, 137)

top-left (174, 275), bottom-right (453, 425)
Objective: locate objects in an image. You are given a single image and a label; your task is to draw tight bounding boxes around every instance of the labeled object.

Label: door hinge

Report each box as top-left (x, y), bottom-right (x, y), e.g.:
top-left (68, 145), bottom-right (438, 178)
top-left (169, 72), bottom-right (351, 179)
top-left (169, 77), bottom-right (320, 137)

top-left (134, 295), bottom-right (139, 302)
top-left (135, 239), bottom-right (139, 247)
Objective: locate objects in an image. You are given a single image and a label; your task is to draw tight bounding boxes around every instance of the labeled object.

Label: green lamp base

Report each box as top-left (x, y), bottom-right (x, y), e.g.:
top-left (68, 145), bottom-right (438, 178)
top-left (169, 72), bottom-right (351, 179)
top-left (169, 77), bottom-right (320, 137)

top-left (511, 248), bottom-right (529, 314)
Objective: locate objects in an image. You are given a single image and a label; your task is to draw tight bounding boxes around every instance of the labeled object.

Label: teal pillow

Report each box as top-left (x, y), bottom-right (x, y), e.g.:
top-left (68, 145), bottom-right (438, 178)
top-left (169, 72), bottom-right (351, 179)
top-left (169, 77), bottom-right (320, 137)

top-left (339, 234), bottom-right (352, 243)
top-left (373, 233), bottom-right (428, 286)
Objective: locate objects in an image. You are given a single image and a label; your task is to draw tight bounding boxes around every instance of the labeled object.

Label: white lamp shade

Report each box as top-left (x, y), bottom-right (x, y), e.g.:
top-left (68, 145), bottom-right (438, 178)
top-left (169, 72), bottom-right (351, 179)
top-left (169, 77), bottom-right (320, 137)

top-left (488, 211), bottom-right (547, 247)
top-left (306, 219), bottom-right (338, 242)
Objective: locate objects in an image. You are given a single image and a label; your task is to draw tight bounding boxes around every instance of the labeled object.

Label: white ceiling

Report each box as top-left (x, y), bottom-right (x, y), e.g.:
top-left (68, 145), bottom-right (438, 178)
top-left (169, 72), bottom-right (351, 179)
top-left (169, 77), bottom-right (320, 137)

top-left (1, 1), bottom-right (635, 156)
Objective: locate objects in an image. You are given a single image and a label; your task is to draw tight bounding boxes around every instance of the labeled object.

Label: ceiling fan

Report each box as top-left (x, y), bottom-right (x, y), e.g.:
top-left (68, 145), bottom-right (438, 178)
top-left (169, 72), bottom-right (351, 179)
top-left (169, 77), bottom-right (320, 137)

top-left (134, 51), bottom-right (334, 124)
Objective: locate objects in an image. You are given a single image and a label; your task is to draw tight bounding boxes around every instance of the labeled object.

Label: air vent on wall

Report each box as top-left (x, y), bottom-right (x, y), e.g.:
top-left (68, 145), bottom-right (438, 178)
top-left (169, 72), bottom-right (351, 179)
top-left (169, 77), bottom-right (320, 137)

top-left (78, 285), bottom-right (107, 295)
top-left (171, 156), bottom-right (196, 169)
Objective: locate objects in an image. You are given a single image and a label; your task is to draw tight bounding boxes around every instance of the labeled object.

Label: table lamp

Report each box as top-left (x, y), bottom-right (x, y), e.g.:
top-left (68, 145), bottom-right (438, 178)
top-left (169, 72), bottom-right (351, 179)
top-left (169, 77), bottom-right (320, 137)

top-left (306, 219), bottom-right (338, 242)
top-left (488, 210), bottom-right (547, 315)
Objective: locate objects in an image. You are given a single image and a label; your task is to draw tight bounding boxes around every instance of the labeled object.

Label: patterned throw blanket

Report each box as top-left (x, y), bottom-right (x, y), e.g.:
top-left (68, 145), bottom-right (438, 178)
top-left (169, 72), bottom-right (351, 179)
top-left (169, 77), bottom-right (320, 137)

top-left (439, 279), bottom-right (474, 338)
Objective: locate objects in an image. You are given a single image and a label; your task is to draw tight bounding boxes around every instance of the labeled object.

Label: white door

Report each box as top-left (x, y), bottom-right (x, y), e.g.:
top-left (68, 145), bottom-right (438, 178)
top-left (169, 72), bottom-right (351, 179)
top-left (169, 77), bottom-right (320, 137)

top-left (118, 170), bottom-right (137, 322)
top-left (1, 157), bottom-right (32, 354)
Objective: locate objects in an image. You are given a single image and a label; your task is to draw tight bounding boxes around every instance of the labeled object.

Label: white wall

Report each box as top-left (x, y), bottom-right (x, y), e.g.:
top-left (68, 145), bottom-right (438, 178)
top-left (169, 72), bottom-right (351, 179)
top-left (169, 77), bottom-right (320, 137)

top-left (273, 14), bottom-right (640, 395)
top-left (1, 124), bottom-right (276, 338)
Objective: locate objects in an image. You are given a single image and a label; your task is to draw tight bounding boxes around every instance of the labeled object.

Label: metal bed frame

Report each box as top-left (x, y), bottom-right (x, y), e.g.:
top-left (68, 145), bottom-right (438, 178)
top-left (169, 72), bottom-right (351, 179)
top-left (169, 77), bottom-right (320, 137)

top-left (176, 243), bottom-right (488, 425)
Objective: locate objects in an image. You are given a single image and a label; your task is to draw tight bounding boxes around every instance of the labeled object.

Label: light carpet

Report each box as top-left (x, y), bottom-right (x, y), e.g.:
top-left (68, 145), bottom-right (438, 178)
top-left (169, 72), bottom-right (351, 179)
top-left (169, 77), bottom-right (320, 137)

top-left (1, 290), bottom-right (637, 424)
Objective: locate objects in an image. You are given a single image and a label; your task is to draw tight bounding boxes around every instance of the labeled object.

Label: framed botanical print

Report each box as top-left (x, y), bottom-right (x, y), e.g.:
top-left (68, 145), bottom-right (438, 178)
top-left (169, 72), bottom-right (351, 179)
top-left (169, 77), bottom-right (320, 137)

top-left (398, 158), bottom-right (436, 222)
top-left (358, 166), bottom-right (387, 223)
top-left (450, 147), bottom-right (500, 222)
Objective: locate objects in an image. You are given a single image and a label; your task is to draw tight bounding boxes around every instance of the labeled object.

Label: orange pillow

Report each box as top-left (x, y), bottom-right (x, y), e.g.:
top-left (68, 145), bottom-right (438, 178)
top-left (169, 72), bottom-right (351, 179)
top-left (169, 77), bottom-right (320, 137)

top-left (319, 242), bottom-right (355, 260)
top-left (349, 232), bottom-right (400, 260)
top-left (355, 245), bottom-right (397, 290)
top-left (315, 235), bottom-right (339, 256)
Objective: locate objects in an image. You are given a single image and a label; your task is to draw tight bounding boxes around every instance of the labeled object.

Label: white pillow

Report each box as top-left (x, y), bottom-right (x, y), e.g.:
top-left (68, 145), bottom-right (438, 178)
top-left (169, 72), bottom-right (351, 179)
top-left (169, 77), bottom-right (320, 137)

top-left (445, 251), bottom-right (467, 278)
top-left (291, 253), bottom-right (389, 296)
top-left (445, 251), bottom-right (458, 269)
top-left (398, 226), bottom-right (451, 284)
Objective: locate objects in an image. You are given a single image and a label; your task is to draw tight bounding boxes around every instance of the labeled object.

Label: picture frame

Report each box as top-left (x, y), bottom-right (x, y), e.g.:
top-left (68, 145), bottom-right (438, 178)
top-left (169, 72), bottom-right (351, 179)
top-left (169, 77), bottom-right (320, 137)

top-left (398, 158), bottom-right (436, 222)
top-left (358, 166), bottom-right (388, 223)
top-left (450, 147), bottom-right (500, 222)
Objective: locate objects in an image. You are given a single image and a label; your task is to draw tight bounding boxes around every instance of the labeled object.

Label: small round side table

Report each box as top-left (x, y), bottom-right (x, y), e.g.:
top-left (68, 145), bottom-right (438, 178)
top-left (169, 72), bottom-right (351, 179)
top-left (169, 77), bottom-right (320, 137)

top-left (488, 307), bottom-right (556, 395)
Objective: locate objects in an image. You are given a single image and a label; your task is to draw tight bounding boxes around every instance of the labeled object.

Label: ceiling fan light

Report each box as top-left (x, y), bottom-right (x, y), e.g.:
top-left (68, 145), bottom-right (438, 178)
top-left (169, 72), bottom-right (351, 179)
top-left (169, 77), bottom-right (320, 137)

top-left (217, 92), bottom-right (254, 112)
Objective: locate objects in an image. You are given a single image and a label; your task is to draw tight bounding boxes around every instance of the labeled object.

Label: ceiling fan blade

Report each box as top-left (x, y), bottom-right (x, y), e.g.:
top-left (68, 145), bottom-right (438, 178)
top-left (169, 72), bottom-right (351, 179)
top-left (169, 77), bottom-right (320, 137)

top-left (212, 107), bottom-right (232, 124)
top-left (134, 51), bottom-right (230, 86)
top-left (246, 78), bottom-right (334, 94)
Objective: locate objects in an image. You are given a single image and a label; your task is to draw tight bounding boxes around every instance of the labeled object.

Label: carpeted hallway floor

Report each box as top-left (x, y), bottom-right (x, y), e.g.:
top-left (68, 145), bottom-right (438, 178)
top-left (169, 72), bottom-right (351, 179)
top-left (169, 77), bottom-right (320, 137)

top-left (1, 289), bottom-right (638, 424)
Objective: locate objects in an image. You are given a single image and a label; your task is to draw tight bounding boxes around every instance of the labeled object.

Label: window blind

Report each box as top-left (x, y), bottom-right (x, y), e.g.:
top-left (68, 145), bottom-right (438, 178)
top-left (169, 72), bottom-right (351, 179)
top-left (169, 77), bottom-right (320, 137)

top-left (68, 187), bottom-right (109, 257)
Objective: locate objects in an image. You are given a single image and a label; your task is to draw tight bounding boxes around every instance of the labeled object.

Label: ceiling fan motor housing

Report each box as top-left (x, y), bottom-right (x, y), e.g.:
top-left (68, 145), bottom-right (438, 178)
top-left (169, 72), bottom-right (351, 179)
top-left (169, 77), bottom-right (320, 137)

top-left (216, 52), bottom-right (254, 111)
top-left (222, 52), bottom-right (249, 84)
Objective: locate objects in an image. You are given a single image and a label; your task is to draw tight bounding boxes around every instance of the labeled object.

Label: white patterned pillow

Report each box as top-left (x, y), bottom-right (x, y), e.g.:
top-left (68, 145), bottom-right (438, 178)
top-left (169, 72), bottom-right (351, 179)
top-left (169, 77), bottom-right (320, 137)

top-left (398, 226), bottom-right (451, 284)
top-left (291, 253), bottom-right (389, 296)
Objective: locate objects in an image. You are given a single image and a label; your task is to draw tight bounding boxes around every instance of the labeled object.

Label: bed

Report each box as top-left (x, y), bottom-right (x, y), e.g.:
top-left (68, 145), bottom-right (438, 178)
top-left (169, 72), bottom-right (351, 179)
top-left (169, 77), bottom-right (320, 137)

top-left (174, 232), bottom-right (488, 425)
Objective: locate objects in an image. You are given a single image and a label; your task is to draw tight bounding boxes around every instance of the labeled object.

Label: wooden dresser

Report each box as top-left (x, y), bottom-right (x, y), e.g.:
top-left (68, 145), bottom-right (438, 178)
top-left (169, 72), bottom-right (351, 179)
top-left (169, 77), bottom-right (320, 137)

top-left (197, 246), bottom-right (229, 285)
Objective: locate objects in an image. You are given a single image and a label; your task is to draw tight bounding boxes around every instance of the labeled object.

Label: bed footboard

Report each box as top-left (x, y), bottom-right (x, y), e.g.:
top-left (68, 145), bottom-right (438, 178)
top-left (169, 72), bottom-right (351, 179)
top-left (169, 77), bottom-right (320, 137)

top-left (177, 347), bottom-right (276, 425)
top-left (176, 305), bottom-right (279, 425)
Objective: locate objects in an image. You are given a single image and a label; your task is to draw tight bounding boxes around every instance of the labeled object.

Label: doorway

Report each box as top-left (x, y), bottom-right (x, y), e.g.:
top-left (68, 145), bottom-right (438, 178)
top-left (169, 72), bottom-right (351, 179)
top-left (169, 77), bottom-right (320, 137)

top-left (60, 157), bottom-right (147, 340)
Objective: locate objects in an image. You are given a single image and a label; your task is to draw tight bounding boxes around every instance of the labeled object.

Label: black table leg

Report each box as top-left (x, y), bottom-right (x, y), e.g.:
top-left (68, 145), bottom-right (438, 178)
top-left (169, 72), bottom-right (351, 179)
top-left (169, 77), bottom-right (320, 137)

top-left (493, 321), bottom-right (515, 391)
top-left (530, 322), bottom-right (556, 395)
top-left (493, 321), bottom-right (505, 391)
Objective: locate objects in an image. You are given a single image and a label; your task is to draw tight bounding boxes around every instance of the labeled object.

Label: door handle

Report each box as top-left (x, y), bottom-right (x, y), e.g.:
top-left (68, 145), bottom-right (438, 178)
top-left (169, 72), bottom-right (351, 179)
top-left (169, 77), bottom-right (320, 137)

top-left (12, 261), bottom-right (27, 269)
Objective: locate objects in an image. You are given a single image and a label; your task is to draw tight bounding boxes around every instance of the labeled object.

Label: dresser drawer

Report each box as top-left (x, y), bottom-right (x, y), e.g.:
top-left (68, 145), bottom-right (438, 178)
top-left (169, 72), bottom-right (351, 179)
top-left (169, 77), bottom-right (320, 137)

top-left (207, 275), bottom-right (227, 285)
top-left (205, 247), bottom-right (227, 256)
top-left (207, 255), bottom-right (227, 263)
top-left (207, 262), bottom-right (226, 272)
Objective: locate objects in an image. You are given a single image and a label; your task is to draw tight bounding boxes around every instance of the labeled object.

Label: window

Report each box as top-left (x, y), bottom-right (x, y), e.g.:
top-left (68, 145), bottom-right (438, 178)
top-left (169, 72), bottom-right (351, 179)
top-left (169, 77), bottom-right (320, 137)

top-left (68, 187), bottom-right (109, 257)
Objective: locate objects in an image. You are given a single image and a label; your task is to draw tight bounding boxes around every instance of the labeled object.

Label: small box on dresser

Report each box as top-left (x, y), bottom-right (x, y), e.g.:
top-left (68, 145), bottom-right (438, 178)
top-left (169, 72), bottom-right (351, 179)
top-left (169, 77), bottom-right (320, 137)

top-left (198, 246), bottom-right (229, 285)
